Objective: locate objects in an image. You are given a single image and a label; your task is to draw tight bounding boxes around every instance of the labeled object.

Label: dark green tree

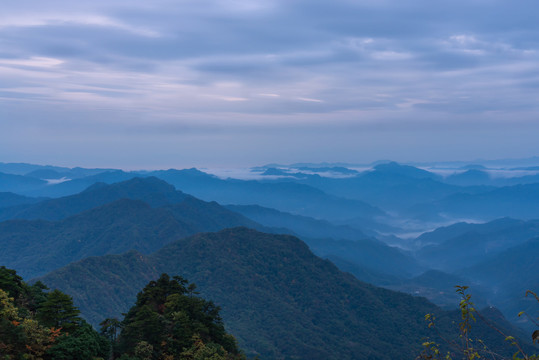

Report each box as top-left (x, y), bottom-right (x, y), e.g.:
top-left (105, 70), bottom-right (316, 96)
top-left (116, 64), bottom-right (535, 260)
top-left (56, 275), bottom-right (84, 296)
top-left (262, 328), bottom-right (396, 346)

top-left (45, 321), bottom-right (110, 360)
top-left (117, 274), bottom-right (243, 359)
top-left (0, 266), bottom-right (26, 302)
top-left (37, 289), bottom-right (82, 333)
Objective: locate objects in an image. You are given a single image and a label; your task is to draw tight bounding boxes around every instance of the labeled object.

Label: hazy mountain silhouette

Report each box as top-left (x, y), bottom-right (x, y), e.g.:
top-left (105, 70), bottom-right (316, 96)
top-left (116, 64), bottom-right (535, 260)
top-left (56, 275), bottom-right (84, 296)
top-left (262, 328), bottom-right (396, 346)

top-left (0, 178), bottom-right (261, 278)
top-left (415, 218), bottom-right (539, 271)
top-left (460, 237), bottom-right (539, 332)
top-left (0, 172), bottom-right (47, 194)
top-left (0, 192), bottom-right (45, 208)
top-left (149, 168), bottom-right (386, 221)
top-left (411, 183), bottom-right (539, 221)
top-left (0, 177), bottom-right (185, 221)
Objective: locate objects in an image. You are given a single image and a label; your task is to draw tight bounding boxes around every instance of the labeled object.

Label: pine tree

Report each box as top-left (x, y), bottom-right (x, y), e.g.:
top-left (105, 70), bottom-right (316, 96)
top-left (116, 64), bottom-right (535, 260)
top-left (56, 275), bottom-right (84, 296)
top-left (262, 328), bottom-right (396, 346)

top-left (37, 289), bottom-right (81, 333)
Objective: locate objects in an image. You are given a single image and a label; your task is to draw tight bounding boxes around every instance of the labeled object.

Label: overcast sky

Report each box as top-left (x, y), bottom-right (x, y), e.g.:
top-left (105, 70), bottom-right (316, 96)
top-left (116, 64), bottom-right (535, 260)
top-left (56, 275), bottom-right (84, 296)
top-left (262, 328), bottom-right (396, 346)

top-left (1, 0), bottom-right (539, 169)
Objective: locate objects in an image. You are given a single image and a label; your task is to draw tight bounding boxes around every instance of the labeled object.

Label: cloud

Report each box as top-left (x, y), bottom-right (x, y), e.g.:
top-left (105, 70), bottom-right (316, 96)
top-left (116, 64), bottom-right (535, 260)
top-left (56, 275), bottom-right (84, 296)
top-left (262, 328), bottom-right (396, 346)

top-left (2, 0), bottom-right (539, 166)
top-left (0, 13), bottom-right (161, 37)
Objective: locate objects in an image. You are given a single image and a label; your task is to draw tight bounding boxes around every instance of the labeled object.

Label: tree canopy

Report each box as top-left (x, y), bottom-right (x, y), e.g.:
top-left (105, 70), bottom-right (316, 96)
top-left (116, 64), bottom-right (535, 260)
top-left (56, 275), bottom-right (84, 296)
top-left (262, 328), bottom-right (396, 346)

top-left (117, 273), bottom-right (243, 360)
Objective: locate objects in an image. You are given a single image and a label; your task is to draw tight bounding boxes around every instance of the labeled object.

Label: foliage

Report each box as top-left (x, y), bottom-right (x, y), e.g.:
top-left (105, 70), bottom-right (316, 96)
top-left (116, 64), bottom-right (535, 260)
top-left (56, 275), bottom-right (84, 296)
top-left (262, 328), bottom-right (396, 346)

top-left (37, 289), bottom-right (82, 333)
top-left (418, 286), bottom-right (539, 360)
top-left (0, 288), bottom-right (61, 359)
top-left (46, 321), bottom-right (110, 360)
top-left (0, 267), bottom-right (109, 360)
top-left (117, 273), bottom-right (243, 360)
top-left (44, 227), bottom-right (525, 360)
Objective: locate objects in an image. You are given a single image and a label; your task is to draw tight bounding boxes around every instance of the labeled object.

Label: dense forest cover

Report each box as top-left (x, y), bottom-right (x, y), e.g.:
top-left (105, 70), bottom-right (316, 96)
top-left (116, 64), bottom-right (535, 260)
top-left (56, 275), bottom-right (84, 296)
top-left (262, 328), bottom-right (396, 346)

top-left (0, 163), bottom-right (538, 359)
top-left (37, 228), bottom-right (536, 360)
top-left (0, 266), bottom-right (109, 359)
top-left (0, 267), bottom-right (244, 360)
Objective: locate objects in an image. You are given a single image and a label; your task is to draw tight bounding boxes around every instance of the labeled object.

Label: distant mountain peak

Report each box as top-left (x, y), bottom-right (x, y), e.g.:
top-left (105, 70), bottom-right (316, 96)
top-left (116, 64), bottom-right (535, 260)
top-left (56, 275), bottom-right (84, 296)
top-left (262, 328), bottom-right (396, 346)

top-left (163, 168), bottom-right (215, 177)
top-left (371, 162), bottom-right (439, 179)
top-left (90, 176), bottom-right (177, 194)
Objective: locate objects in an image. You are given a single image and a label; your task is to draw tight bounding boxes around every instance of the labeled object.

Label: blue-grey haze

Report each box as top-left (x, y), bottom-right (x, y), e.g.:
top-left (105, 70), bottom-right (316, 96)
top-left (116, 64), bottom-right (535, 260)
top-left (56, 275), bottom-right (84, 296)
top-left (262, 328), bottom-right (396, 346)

top-left (1, 0), bottom-right (539, 168)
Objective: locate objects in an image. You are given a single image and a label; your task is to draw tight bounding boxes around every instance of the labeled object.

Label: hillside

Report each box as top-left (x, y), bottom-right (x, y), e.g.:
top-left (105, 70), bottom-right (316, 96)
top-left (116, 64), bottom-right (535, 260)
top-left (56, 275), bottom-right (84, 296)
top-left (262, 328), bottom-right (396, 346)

top-left (461, 237), bottom-right (539, 331)
top-left (292, 162), bottom-right (490, 213)
top-left (415, 218), bottom-right (539, 271)
top-left (410, 183), bottom-right (539, 221)
top-left (149, 168), bottom-right (386, 221)
top-left (0, 192), bottom-right (45, 208)
top-left (0, 171), bottom-right (47, 194)
top-left (0, 179), bottom-right (260, 279)
top-left (0, 176), bottom-right (182, 221)
top-left (226, 204), bottom-right (368, 240)
top-left (225, 204), bottom-right (423, 278)
top-left (37, 227), bottom-right (526, 360)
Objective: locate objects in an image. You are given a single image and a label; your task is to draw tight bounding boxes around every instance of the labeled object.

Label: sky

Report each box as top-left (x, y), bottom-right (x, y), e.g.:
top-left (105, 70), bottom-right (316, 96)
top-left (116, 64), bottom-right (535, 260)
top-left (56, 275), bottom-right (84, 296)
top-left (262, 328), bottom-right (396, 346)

top-left (1, 0), bottom-right (539, 169)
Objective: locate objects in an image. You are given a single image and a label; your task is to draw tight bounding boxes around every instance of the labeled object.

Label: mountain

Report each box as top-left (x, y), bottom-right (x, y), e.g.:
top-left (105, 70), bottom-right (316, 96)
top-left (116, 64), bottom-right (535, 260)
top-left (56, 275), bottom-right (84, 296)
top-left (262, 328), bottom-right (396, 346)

top-left (323, 255), bottom-right (401, 286)
top-left (369, 162), bottom-right (441, 180)
top-left (289, 162), bottom-right (491, 214)
top-left (0, 162), bottom-right (71, 176)
top-left (304, 236), bottom-right (423, 278)
top-left (37, 228), bottom-right (530, 360)
top-left (149, 169), bottom-right (385, 221)
top-left (411, 183), bottom-right (539, 221)
top-left (0, 163), bottom-right (125, 197)
top-left (24, 170), bottom-right (143, 198)
top-left (0, 161), bottom-right (115, 178)
top-left (413, 217), bottom-right (524, 248)
top-left (25, 169), bottom-right (68, 180)
top-left (443, 169), bottom-right (492, 186)
top-left (226, 204), bottom-right (368, 240)
top-left (225, 204), bottom-right (423, 279)
top-left (415, 218), bottom-right (539, 271)
top-left (384, 270), bottom-right (490, 310)
top-left (0, 192), bottom-right (45, 208)
top-left (0, 172), bottom-right (47, 194)
top-left (460, 237), bottom-right (539, 331)
top-left (0, 176), bottom-right (185, 221)
top-left (0, 179), bottom-right (260, 279)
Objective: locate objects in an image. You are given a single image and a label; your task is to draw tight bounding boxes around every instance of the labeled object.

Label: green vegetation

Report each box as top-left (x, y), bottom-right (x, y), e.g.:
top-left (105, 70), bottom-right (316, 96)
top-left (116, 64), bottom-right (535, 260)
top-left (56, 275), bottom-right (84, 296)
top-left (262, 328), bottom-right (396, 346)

top-left (39, 228), bottom-right (537, 359)
top-left (0, 266), bottom-right (109, 359)
top-left (418, 286), bottom-right (538, 360)
top-left (35, 228), bottom-right (475, 359)
top-left (0, 178), bottom-right (260, 279)
top-left (113, 273), bottom-right (243, 360)
top-left (1, 267), bottom-right (243, 360)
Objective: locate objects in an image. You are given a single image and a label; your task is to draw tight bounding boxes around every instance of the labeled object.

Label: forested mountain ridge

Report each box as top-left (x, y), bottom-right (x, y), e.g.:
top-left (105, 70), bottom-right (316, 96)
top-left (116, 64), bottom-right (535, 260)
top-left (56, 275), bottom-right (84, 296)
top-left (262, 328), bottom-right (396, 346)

top-left (149, 168), bottom-right (387, 222)
top-left (37, 227), bottom-right (531, 360)
top-left (0, 161), bottom-right (537, 358)
top-left (0, 178), bottom-right (262, 279)
top-left (0, 176), bottom-right (186, 221)
top-left (0, 266), bottom-right (244, 359)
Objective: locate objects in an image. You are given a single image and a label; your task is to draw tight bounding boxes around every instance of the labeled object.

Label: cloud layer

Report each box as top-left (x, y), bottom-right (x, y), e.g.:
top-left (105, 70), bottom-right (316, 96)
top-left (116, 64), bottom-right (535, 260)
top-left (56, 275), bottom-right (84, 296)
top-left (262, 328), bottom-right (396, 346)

top-left (1, 0), bottom-right (539, 168)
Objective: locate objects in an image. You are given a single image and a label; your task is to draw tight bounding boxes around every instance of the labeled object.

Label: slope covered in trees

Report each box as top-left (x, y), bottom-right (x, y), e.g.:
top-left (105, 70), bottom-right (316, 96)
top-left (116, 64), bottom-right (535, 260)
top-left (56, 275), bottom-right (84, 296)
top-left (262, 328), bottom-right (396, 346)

top-left (0, 178), bottom-right (261, 279)
top-left (0, 266), bottom-right (109, 359)
top-left (0, 266), bottom-right (244, 360)
top-left (37, 227), bottom-right (529, 360)
top-left (113, 273), bottom-right (244, 360)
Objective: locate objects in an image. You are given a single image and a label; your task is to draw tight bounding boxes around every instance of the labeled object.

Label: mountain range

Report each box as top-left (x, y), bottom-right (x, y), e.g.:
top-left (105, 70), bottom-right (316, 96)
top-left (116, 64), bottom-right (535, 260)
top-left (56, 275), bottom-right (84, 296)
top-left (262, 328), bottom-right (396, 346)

top-left (36, 227), bottom-right (529, 360)
top-left (0, 161), bottom-right (537, 358)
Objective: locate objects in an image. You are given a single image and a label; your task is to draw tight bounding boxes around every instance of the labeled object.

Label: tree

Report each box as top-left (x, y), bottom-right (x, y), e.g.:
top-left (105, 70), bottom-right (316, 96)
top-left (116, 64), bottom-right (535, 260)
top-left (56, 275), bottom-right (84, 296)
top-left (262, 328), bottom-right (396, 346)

top-left (46, 321), bottom-right (110, 360)
top-left (0, 288), bottom-right (61, 358)
top-left (37, 289), bottom-right (82, 333)
top-left (0, 266), bottom-right (26, 302)
top-left (418, 286), bottom-right (539, 360)
top-left (117, 274), bottom-right (243, 359)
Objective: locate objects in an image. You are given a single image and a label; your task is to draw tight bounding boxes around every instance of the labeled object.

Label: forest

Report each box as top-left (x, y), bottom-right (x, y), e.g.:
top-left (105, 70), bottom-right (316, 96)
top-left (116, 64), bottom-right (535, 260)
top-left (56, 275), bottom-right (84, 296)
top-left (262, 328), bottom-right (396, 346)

top-left (0, 162), bottom-right (538, 359)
